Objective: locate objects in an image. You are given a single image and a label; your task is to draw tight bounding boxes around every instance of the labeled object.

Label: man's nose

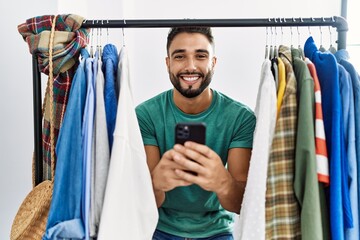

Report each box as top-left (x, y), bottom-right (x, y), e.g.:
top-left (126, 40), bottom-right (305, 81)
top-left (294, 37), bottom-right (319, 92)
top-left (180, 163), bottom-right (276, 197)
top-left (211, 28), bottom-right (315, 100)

top-left (184, 58), bottom-right (197, 72)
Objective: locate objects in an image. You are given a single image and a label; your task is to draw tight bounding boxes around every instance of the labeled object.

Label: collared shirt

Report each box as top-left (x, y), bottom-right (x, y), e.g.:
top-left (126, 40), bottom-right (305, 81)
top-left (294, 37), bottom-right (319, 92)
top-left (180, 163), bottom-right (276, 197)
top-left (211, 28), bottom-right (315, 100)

top-left (237, 59), bottom-right (276, 240)
top-left (265, 45), bottom-right (301, 239)
top-left (43, 48), bottom-right (89, 240)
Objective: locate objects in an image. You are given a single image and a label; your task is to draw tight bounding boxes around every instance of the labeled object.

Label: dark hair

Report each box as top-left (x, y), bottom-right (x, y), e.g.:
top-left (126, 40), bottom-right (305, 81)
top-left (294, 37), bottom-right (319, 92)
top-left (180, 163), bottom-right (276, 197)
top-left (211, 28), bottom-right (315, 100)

top-left (166, 26), bottom-right (215, 55)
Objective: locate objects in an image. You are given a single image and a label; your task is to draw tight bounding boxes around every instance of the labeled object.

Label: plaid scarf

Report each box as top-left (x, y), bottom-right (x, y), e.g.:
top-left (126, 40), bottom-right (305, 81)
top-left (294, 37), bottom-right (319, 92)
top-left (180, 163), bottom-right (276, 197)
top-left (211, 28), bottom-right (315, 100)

top-left (18, 14), bottom-right (90, 181)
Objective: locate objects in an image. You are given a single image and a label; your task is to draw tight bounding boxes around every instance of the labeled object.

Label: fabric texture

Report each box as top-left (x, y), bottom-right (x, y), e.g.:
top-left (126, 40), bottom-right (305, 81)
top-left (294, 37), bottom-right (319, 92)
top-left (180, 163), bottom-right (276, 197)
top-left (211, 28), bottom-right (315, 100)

top-left (97, 47), bottom-right (158, 239)
top-left (102, 44), bottom-right (119, 150)
top-left (304, 36), bottom-right (351, 240)
top-left (18, 14), bottom-right (89, 180)
top-left (236, 59), bottom-right (276, 240)
top-left (81, 53), bottom-right (96, 240)
top-left (265, 45), bottom-right (301, 240)
top-left (276, 57), bottom-right (286, 117)
top-left (305, 58), bottom-right (330, 184)
top-left (43, 48), bottom-right (89, 240)
top-left (335, 50), bottom-right (360, 240)
top-left (89, 57), bottom-right (110, 238)
top-left (338, 62), bottom-right (359, 240)
top-left (292, 49), bottom-right (324, 240)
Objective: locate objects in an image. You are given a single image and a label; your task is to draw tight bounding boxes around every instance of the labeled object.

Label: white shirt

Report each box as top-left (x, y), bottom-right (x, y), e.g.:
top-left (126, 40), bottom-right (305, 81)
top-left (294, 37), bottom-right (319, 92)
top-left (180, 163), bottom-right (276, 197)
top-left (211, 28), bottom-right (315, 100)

top-left (98, 47), bottom-right (158, 239)
top-left (235, 59), bottom-right (277, 240)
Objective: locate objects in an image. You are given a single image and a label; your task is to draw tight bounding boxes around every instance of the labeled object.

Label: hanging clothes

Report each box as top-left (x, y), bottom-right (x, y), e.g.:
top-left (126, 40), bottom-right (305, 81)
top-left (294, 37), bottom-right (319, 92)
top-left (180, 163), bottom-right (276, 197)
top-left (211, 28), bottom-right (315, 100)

top-left (236, 59), bottom-right (276, 240)
top-left (102, 44), bottom-right (119, 150)
top-left (335, 50), bottom-right (360, 240)
top-left (97, 47), bottom-right (158, 239)
top-left (276, 57), bottom-right (286, 117)
top-left (305, 58), bottom-right (331, 240)
top-left (43, 48), bottom-right (89, 240)
top-left (89, 55), bottom-right (110, 238)
top-left (304, 36), bottom-right (352, 240)
top-left (265, 45), bottom-right (301, 239)
top-left (305, 58), bottom-right (330, 184)
top-left (338, 62), bottom-right (359, 240)
top-left (82, 51), bottom-right (97, 240)
top-left (292, 48), bottom-right (324, 240)
top-left (17, 14), bottom-right (89, 181)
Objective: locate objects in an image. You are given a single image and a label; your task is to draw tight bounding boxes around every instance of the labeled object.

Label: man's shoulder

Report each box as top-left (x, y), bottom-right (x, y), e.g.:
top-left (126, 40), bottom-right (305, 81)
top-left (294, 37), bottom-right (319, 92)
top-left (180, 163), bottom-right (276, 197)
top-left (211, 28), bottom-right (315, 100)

top-left (214, 90), bottom-right (254, 115)
top-left (136, 89), bottom-right (171, 111)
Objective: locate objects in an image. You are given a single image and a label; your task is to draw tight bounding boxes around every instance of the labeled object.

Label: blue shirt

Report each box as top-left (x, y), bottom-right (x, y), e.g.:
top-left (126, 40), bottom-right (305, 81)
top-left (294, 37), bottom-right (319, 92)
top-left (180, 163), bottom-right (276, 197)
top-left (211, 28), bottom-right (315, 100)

top-left (304, 36), bottom-right (351, 240)
top-left (338, 64), bottom-right (354, 230)
top-left (82, 52), bottom-right (97, 240)
top-left (336, 50), bottom-right (360, 240)
top-left (43, 48), bottom-right (89, 239)
top-left (102, 44), bottom-right (119, 150)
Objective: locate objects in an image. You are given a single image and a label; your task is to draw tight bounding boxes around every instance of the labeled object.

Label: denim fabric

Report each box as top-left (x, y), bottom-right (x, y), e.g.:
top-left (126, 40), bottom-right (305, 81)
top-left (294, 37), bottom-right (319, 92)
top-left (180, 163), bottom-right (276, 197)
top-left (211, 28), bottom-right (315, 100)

top-left (152, 230), bottom-right (233, 240)
top-left (102, 44), bottom-right (119, 150)
top-left (43, 48), bottom-right (90, 239)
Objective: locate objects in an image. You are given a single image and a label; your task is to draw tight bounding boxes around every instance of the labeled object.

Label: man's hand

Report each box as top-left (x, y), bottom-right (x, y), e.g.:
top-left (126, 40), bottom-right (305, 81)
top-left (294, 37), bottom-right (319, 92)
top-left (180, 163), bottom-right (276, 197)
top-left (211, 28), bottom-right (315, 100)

top-left (171, 142), bottom-right (231, 195)
top-left (151, 149), bottom-right (193, 193)
top-left (171, 141), bottom-right (250, 213)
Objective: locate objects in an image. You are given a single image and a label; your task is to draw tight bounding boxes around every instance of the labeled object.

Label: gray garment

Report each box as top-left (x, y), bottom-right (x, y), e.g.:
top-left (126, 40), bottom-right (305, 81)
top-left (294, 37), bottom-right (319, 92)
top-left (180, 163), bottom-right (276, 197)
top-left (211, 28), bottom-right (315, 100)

top-left (89, 59), bottom-right (111, 237)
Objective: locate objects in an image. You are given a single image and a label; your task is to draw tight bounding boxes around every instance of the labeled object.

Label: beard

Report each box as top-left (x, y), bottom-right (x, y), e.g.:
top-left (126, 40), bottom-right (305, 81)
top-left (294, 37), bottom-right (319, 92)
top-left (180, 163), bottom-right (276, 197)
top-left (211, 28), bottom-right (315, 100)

top-left (169, 69), bottom-right (214, 98)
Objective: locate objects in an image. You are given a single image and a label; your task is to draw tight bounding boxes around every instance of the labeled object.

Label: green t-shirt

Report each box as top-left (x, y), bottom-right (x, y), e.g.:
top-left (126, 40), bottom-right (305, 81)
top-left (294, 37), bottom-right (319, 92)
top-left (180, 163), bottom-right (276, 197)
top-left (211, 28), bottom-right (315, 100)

top-left (135, 89), bottom-right (256, 238)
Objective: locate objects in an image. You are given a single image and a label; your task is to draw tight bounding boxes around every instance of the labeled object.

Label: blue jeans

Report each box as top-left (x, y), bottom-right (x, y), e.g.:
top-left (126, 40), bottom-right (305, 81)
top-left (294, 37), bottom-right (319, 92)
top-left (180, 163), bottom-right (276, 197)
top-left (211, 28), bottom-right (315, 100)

top-left (152, 229), bottom-right (234, 240)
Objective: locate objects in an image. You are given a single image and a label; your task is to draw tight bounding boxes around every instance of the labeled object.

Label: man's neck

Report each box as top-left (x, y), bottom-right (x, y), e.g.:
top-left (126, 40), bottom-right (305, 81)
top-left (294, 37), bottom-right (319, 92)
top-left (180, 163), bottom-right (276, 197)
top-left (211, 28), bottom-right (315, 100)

top-left (173, 88), bottom-right (213, 114)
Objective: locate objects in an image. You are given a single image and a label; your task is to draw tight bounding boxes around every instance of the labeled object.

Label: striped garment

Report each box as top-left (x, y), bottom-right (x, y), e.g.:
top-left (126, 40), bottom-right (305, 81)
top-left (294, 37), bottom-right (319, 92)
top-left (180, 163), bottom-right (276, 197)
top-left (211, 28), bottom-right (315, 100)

top-left (305, 58), bottom-right (330, 185)
top-left (266, 45), bottom-right (301, 239)
top-left (18, 14), bottom-right (89, 180)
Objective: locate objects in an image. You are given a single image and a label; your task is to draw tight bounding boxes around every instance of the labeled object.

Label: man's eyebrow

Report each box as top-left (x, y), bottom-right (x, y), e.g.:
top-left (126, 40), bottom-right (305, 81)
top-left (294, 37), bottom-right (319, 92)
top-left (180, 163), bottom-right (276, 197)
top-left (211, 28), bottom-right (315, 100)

top-left (195, 49), bottom-right (209, 54)
top-left (171, 49), bottom-right (185, 57)
top-left (171, 49), bottom-right (209, 57)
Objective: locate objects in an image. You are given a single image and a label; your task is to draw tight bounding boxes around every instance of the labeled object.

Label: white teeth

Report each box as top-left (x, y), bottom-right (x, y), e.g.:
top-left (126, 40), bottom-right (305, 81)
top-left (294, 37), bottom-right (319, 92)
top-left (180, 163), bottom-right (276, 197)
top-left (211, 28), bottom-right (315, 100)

top-left (183, 76), bottom-right (199, 81)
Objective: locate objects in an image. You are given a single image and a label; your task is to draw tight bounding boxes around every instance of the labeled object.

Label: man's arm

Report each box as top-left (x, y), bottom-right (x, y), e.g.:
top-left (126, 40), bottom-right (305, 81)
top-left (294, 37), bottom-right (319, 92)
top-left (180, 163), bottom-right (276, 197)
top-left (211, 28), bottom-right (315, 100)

top-left (216, 147), bottom-right (251, 214)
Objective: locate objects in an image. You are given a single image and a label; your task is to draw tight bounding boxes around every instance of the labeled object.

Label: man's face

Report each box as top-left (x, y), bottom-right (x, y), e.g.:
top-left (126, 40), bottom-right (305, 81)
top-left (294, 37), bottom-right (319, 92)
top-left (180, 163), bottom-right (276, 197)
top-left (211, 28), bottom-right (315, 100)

top-left (166, 32), bottom-right (217, 98)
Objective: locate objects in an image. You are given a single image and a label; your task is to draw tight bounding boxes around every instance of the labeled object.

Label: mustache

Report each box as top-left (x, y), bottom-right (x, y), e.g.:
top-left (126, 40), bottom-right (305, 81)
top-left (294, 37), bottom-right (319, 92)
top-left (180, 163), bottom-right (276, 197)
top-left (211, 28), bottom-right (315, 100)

top-left (176, 71), bottom-right (204, 78)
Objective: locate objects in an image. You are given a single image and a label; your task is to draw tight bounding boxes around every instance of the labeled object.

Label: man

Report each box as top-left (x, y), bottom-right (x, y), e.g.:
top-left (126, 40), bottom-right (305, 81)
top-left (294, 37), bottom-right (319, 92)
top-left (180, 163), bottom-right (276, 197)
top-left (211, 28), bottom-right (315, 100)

top-left (135, 26), bottom-right (256, 239)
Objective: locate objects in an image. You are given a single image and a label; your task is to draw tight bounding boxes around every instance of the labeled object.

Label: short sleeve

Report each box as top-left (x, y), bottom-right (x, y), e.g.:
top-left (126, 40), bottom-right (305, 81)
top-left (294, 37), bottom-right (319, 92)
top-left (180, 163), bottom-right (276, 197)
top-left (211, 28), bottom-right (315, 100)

top-left (229, 108), bottom-right (256, 149)
top-left (135, 105), bottom-right (158, 146)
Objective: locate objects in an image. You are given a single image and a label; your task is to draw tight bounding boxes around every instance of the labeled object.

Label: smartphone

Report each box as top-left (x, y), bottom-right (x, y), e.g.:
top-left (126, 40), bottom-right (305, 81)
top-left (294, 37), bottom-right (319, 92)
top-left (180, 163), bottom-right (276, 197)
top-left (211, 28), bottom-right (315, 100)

top-left (175, 122), bottom-right (206, 145)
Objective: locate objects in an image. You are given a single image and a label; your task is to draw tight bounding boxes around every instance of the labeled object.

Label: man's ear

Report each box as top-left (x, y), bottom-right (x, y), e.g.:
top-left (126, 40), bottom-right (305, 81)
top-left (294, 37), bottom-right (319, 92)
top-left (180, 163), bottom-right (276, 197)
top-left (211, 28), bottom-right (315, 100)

top-left (212, 56), bottom-right (217, 68)
top-left (166, 56), bottom-right (170, 70)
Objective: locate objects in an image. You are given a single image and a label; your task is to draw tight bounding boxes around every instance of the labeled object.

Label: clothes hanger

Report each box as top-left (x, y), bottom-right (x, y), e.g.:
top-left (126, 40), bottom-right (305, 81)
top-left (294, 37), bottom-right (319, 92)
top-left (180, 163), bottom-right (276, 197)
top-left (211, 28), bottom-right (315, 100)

top-left (90, 20), bottom-right (95, 57)
top-left (106, 20), bottom-right (109, 45)
top-left (269, 26), bottom-right (274, 60)
top-left (297, 23), bottom-right (305, 60)
top-left (265, 26), bottom-right (269, 59)
top-left (328, 25), bottom-right (337, 54)
top-left (318, 21), bottom-right (326, 52)
top-left (122, 19), bottom-right (126, 47)
top-left (272, 18), bottom-right (278, 59)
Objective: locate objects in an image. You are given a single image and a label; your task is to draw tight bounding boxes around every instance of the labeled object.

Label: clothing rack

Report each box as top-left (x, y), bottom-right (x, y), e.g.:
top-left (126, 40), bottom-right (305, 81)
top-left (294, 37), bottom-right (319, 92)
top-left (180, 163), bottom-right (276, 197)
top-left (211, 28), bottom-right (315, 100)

top-left (32, 16), bottom-right (348, 185)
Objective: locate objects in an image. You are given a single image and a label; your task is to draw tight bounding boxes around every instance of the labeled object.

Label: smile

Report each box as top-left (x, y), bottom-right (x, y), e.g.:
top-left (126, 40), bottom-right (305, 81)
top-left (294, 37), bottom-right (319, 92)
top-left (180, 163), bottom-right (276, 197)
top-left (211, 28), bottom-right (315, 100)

top-left (181, 75), bottom-right (200, 82)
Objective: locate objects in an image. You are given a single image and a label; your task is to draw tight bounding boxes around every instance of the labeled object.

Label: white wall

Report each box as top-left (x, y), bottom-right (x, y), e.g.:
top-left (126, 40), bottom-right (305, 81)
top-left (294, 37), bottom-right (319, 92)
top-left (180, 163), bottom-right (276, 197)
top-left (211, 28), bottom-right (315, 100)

top-left (0, 0), bottom-right (341, 238)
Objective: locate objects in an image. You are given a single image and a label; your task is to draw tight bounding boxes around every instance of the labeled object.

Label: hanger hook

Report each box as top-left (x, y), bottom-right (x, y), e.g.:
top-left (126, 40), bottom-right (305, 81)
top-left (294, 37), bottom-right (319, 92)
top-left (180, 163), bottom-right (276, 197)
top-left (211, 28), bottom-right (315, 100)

top-left (265, 27), bottom-right (269, 59)
top-left (319, 26), bottom-right (323, 46)
top-left (122, 19), bottom-right (126, 47)
top-left (107, 20), bottom-right (109, 44)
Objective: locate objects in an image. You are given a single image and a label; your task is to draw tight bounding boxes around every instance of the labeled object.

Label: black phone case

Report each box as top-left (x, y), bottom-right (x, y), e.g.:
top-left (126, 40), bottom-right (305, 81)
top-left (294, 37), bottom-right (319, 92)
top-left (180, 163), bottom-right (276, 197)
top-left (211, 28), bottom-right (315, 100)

top-left (175, 122), bottom-right (206, 145)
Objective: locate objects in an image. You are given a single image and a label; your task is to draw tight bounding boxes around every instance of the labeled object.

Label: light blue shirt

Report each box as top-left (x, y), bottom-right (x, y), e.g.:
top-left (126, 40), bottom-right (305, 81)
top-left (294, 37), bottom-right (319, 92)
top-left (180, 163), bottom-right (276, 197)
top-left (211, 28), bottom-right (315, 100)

top-left (43, 48), bottom-right (89, 239)
top-left (338, 64), bottom-right (355, 232)
top-left (82, 52), bottom-right (97, 240)
top-left (336, 50), bottom-right (360, 240)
